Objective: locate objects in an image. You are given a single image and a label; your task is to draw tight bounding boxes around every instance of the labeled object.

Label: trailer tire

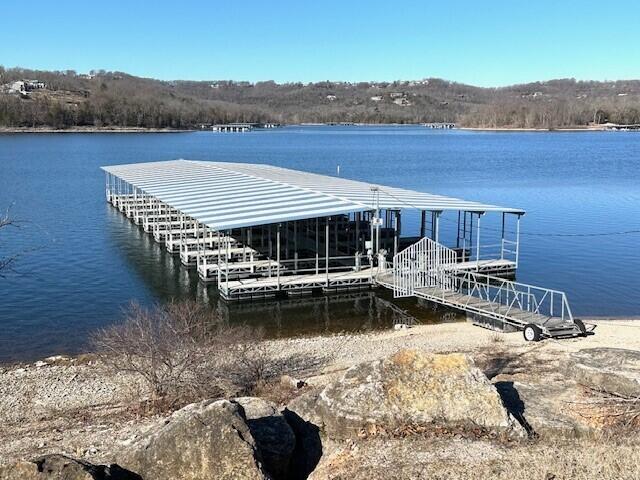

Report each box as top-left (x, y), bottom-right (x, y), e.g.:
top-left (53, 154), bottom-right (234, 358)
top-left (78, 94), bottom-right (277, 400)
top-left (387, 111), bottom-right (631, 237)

top-left (574, 319), bottom-right (587, 336)
top-left (523, 324), bottom-right (542, 342)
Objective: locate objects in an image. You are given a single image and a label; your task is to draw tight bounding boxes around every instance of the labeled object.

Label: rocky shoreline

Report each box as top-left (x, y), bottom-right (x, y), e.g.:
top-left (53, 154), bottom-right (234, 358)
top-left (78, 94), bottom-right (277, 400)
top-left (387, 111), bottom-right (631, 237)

top-left (1, 320), bottom-right (640, 479)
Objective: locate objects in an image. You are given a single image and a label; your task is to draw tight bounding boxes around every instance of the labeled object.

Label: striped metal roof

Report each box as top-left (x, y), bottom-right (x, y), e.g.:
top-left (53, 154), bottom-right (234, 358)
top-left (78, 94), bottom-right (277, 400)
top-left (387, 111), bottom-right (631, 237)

top-left (101, 159), bottom-right (524, 230)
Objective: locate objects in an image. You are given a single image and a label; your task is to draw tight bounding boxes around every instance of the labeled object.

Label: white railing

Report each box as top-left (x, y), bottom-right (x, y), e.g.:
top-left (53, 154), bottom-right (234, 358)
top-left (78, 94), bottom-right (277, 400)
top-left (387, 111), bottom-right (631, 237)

top-left (392, 237), bottom-right (457, 297)
top-left (392, 237), bottom-right (573, 324)
top-left (452, 270), bottom-right (574, 324)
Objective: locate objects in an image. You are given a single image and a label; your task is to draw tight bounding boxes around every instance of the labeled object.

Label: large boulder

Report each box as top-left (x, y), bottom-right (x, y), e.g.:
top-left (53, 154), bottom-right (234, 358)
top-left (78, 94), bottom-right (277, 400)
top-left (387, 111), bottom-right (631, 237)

top-left (233, 397), bottom-right (296, 479)
top-left (0, 454), bottom-right (139, 480)
top-left (495, 380), bottom-right (593, 437)
top-left (567, 348), bottom-right (640, 397)
top-left (117, 399), bottom-right (269, 480)
top-left (289, 349), bottom-right (521, 439)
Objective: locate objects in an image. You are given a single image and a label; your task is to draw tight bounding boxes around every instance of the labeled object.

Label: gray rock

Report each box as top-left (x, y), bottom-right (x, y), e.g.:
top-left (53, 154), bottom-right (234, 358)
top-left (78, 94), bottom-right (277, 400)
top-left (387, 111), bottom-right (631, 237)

top-left (117, 399), bottom-right (269, 480)
top-left (234, 397), bottom-right (296, 479)
top-left (289, 349), bottom-right (522, 440)
top-left (495, 380), bottom-right (592, 437)
top-left (0, 454), bottom-right (140, 480)
top-left (567, 348), bottom-right (640, 397)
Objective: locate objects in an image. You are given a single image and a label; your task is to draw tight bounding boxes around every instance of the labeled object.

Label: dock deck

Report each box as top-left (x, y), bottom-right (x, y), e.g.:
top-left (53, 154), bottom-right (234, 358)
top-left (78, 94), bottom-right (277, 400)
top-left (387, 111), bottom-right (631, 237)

top-left (198, 259), bottom-right (283, 282)
top-left (219, 267), bottom-right (377, 300)
top-left (413, 286), bottom-right (578, 337)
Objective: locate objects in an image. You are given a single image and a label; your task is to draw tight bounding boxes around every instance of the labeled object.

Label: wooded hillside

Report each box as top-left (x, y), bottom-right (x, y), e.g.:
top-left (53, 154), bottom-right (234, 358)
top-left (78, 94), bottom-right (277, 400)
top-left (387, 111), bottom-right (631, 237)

top-left (1, 66), bottom-right (640, 129)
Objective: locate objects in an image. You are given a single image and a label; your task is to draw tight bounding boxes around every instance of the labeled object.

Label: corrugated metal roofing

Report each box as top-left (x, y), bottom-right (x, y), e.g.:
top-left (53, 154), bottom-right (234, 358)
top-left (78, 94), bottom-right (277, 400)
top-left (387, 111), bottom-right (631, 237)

top-left (101, 159), bottom-right (524, 230)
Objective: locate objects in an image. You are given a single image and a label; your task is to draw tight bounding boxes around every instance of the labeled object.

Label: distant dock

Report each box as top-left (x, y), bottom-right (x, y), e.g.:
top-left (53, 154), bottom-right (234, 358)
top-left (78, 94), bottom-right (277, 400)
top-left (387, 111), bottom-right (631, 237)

top-left (211, 122), bottom-right (280, 132)
top-left (423, 122), bottom-right (456, 129)
top-left (602, 123), bottom-right (640, 131)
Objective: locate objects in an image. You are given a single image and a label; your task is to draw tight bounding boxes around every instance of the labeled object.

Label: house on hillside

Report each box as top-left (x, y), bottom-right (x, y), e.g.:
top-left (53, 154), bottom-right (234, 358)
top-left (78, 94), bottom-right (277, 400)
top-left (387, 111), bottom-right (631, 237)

top-left (393, 97), bottom-right (412, 107)
top-left (24, 80), bottom-right (46, 90)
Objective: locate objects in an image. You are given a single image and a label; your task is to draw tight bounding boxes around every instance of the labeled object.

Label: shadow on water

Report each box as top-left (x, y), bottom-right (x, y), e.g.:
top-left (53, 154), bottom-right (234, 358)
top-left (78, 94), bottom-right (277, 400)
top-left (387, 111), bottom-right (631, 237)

top-left (106, 205), bottom-right (465, 339)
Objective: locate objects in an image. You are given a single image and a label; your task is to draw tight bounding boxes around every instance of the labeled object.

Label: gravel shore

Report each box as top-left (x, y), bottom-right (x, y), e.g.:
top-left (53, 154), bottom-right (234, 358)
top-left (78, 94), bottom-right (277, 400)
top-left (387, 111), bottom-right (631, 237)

top-left (1, 318), bottom-right (638, 465)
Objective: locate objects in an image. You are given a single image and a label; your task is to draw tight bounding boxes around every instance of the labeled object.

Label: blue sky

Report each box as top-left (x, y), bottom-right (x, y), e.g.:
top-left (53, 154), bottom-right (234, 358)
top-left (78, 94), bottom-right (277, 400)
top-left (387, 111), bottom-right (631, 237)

top-left (1, 0), bottom-right (638, 86)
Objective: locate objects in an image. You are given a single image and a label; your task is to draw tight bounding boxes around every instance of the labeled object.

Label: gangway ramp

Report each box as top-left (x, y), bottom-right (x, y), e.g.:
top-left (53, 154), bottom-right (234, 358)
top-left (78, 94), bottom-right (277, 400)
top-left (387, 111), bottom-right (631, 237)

top-left (386, 237), bottom-right (588, 341)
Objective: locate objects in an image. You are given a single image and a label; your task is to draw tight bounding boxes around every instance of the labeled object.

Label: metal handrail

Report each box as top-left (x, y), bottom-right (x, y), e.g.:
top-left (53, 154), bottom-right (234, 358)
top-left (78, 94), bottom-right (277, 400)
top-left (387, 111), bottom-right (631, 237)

top-left (393, 238), bottom-right (573, 324)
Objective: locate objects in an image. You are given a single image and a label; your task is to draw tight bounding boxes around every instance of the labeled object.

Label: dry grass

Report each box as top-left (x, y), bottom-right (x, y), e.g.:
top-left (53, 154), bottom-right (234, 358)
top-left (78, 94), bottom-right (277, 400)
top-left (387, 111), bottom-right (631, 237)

top-left (489, 331), bottom-right (506, 344)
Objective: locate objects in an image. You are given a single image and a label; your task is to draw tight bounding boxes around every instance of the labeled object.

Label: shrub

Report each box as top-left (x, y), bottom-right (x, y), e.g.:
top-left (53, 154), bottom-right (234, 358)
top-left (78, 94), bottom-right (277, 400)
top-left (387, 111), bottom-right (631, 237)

top-left (91, 300), bottom-right (267, 409)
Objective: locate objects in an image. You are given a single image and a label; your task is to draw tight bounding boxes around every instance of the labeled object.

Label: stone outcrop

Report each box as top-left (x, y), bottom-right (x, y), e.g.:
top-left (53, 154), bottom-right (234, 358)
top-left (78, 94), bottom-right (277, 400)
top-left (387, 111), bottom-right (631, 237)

top-left (288, 349), bottom-right (522, 439)
top-left (495, 380), bottom-right (593, 437)
top-left (117, 399), bottom-right (269, 480)
top-left (0, 454), bottom-right (140, 480)
top-left (567, 347), bottom-right (640, 397)
top-left (234, 397), bottom-right (296, 480)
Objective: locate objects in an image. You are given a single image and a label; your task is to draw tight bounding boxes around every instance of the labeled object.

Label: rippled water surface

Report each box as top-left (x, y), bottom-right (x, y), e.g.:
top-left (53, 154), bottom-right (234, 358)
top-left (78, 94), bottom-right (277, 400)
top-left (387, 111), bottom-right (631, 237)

top-left (1, 127), bottom-right (639, 361)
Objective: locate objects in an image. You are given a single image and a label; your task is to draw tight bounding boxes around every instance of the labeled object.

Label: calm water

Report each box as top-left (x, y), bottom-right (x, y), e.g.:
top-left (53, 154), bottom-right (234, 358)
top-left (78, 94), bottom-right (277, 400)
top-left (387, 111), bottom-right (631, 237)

top-left (1, 126), bottom-right (639, 361)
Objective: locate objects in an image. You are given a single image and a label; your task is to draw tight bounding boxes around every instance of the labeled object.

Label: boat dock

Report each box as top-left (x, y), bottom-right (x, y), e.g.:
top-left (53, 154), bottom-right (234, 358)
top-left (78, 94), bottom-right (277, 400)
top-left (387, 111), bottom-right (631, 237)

top-left (423, 122), bottom-right (456, 129)
top-left (102, 159), bottom-right (584, 340)
top-left (212, 123), bottom-right (280, 132)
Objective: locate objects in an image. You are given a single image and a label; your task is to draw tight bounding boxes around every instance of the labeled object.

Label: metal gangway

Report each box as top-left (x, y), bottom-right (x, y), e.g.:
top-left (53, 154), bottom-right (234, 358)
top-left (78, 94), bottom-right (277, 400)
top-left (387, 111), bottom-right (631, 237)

top-left (386, 237), bottom-right (588, 341)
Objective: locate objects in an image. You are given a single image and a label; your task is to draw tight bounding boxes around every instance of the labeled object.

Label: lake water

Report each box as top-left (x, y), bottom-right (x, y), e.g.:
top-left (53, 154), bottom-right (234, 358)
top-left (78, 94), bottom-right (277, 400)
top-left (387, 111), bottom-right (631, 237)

top-left (1, 126), bottom-right (639, 362)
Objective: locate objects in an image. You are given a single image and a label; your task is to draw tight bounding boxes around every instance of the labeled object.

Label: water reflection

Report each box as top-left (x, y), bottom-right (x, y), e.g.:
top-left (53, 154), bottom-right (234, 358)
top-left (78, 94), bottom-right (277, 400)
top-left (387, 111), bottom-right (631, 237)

top-left (107, 204), bottom-right (465, 337)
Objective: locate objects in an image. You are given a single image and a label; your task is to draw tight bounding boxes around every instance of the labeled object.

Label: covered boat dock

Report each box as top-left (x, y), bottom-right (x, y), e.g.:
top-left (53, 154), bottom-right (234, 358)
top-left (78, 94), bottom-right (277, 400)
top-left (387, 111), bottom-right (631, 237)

top-left (102, 159), bottom-right (587, 340)
top-left (103, 159), bottom-right (524, 298)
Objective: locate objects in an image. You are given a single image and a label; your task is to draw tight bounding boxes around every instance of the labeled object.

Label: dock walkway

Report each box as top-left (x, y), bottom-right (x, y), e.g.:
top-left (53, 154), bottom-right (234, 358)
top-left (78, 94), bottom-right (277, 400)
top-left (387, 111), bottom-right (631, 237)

top-left (389, 237), bottom-right (583, 340)
top-left (219, 267), bottom-right (376, 300)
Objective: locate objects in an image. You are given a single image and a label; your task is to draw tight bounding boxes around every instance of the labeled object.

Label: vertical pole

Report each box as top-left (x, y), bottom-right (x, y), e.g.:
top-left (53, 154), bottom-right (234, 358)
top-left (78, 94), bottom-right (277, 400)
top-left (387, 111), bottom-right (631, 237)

top-left (294, 221), bottom-right (298, 271)
top-left (217, 230), bottom-right (221, 266)
top-left (469, 213), bottom-right (474, 260)
top-left (434, 211), bottom-right (440, 243)
top-left (393, 210), bottom-right (400, 256)
top-left (276, 224), bottom-right (281, 290)
top-left (226, 230), bottom-right (230, 292)
top-left (375, 209), bottom-right (380, 256)
top-left (355, 212), bottom-right (360, 253)
top-left (420, 210), bottom-right (426, 238)
top-left (285, 222), bottom-right (289, 260)
top-left (369, 211), bottom-right (374, 255)
top-left (515, 214), bottom-right (521, 268)
top-left (334, 217), bottom-right (338, 256)
top-left (456, 211), bottom-right (461, 248)
top-left (325, 219), bottom-right (330, 286)
top-left (195, 218), bottom-right (199, 269)
top-left (476, 213), bottom-right (483, 268)
top-left (501, 212), bottom-right (505, 259)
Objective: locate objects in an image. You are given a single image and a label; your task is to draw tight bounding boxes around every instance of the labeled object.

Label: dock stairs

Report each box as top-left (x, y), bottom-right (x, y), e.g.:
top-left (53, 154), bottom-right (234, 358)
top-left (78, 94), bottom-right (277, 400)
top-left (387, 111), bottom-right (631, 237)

top-left (379, 237), bottom-right (588, 341)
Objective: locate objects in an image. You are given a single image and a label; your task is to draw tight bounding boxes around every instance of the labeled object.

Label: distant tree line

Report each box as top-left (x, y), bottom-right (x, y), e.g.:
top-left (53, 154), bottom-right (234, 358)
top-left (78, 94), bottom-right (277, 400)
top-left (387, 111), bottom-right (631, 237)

top-left (1, 66), bottom-right (639, 129)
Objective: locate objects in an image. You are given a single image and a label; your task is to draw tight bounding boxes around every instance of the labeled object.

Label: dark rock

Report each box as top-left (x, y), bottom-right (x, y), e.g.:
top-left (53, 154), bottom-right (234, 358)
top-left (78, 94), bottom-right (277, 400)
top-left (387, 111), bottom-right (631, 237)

top-left (234, 397), bottom-right (296, 479)
top-left (117, 399), bottom-right (269, 480)
top-left (0, 454), bottom-right (140, 480)
top-left (282, 406), bottom-right (323, 480)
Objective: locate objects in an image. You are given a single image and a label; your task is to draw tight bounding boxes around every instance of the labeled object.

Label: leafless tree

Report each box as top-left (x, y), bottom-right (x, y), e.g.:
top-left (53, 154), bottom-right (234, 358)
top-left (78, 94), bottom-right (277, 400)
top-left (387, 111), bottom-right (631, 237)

top-left (91, 300), bottom-right (270, 409)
